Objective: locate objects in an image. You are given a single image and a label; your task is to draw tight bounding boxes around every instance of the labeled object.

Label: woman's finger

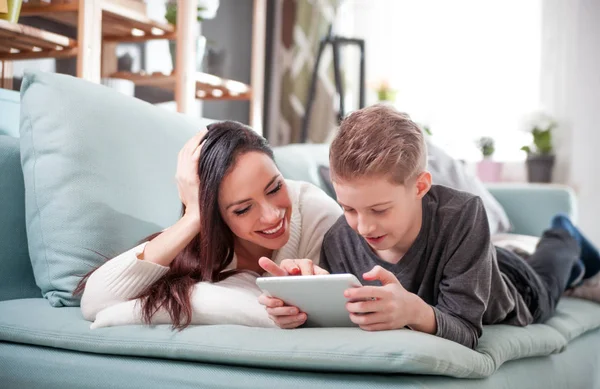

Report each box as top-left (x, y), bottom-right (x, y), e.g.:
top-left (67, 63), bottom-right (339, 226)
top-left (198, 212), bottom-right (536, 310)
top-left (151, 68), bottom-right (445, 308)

top-left (258, 294), bottom-right (283, 308)
top-left (266, 306), bottom-right (300, 317)
top-left (270, 313), bottom-right (307, 328)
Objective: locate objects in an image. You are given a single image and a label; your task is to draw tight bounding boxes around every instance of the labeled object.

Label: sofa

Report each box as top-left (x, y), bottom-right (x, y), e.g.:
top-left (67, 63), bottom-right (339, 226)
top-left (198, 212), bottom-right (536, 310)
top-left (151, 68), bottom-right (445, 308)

top-left (1, 72), bottom-right (600, 389)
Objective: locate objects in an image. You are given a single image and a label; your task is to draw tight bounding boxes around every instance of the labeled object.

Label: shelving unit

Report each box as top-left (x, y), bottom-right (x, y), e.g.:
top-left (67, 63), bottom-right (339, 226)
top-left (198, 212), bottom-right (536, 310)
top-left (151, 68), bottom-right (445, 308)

top-left (19, 1), bottom-right (176, 43)
top-left (109, 71), bottom-right (252, 101)
top-left (0, 19), bottom-right (77, 60)
top-left (0, 0), bottom-right (266, 128)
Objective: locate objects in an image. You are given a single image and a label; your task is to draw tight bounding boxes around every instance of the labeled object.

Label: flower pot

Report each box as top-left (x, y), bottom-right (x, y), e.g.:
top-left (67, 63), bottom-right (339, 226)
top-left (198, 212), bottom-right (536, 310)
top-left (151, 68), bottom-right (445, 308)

top-left (0, 0), bottom-right (23, 23)
top-left (169, 35), bottom-right (207, 72)
top-left (477, 158), bottom-right (503, 182)
top-left (525, 154), bottom-right (555, 183)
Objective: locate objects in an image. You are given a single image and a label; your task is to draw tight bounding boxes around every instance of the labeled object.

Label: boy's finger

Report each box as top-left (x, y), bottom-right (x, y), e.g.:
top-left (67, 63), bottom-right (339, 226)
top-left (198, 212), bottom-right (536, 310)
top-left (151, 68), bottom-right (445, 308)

top-left (344, 285), bottom-right (386, 300)
top-left (345, 300), bottom-right (380, 314)
top-left (350, 312), bottom-right (387, 326)
top-left (359, 322), bottom-right (391, 332)
top-left (258, 257), bottom-right (288, 277)
top-left (363, 265), bottom-right (400, 286)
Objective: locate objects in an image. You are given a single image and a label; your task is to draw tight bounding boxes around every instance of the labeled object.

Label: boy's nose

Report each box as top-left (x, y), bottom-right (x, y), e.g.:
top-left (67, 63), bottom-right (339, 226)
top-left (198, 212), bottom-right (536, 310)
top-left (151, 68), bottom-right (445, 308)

top-left (357, 217), bottom-right (376, 236)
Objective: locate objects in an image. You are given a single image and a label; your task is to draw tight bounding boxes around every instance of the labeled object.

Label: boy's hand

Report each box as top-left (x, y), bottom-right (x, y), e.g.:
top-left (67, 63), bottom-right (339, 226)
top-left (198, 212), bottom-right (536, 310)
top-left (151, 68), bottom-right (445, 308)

top-left (257, 257), bottom-right (328, 329)
top-left (344, 266), bottom-right (436, 334)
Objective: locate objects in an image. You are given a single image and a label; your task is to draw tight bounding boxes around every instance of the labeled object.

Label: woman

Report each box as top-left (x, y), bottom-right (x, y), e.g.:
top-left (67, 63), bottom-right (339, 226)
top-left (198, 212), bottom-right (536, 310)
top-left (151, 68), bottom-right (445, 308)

top-left (80, 121), bottom-right (341, 329)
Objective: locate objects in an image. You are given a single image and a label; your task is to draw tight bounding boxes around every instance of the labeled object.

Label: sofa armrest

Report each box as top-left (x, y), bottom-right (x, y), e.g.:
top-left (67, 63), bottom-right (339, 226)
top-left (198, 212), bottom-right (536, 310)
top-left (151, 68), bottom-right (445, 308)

top-left (486, 183), bottom-right (578, 237)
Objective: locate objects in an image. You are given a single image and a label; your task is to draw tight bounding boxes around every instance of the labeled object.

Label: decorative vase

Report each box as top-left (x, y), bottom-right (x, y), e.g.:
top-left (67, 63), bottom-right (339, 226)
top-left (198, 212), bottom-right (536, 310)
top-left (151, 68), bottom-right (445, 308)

top-left (476, 158), bottom-right (503, 182)
top-left (0, 0), bottom-right (23, 22)
top-left (525, 154), bottom-right (555, 183)
top-left (169, 35), bottom-right (207, 72)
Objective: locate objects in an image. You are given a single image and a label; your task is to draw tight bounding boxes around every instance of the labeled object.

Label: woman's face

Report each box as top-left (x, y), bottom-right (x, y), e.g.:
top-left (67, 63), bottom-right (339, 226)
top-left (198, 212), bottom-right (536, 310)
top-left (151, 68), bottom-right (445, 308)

top-left (218, 151), bottom-right (292, 251)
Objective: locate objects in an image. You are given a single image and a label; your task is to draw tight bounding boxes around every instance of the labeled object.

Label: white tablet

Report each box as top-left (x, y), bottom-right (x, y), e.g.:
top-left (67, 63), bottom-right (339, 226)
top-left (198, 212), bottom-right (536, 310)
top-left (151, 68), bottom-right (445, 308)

top-left (256, 274), bottom-right (362, 328)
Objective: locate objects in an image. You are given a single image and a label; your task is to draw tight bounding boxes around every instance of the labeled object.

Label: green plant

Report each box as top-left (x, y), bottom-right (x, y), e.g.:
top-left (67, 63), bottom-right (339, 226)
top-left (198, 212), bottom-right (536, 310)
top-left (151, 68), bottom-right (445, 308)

top-left (422, 125), bottom-right (432, 136)
top-left (477, 136), bottom-right (495, 158)
top-left (165, 3), bottom-right (206, 25)
top-left (521, 119), bottom-right (557, 155)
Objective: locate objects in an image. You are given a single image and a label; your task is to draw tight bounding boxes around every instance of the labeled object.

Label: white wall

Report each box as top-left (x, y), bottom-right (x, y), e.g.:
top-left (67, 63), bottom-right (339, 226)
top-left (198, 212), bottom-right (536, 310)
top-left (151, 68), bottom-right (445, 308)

top-left (542, 0), bottom-right (600, 244)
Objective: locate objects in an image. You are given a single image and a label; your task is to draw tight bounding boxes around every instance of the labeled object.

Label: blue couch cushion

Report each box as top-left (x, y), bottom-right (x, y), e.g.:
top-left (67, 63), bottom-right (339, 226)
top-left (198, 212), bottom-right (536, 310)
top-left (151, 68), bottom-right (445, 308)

top-left (19, 70), bottom-right (209, 307)
top-left (0, 88), bottom-right (20, 137)
top-left (0, 135), bottom-right (40, 301)
top-left (0, 298), bottom-right (599, 379)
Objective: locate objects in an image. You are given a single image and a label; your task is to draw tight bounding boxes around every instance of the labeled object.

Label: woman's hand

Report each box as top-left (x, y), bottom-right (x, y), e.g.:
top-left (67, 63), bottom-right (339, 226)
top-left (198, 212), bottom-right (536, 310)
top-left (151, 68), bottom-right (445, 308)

top-left (259, 257), bottom-right (329, 276)
top-left (176, 129), bottom-right (207, 222)
top-left (257, 257), bottom-right (329, 329)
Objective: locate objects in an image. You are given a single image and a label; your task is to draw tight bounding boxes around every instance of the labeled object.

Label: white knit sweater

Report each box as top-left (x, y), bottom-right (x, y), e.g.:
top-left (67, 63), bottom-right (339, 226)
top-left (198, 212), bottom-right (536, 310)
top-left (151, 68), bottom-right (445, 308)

top-left (80, 180), bottom-right (342, 329)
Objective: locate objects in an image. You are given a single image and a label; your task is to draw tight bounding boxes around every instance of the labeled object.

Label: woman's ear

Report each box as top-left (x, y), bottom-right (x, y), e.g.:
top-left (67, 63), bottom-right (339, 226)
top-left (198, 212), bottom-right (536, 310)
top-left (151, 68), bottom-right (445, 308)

top-left (415, 171), bottom-right (432, 199)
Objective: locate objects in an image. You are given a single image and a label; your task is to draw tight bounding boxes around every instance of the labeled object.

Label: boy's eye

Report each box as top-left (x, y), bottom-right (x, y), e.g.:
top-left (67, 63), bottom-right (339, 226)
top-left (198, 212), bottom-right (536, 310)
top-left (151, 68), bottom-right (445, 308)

top-left (267, 181), bottom-right (282, 195)
top-left (234, 206), bottom-right (251, 216)
top-left (372, 208), bottom-right (388, 214)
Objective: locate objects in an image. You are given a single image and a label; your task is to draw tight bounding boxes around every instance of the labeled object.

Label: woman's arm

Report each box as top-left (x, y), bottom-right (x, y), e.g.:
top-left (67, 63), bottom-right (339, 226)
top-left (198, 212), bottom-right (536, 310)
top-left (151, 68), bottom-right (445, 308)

top-left (81, 130), bottom-right (206, 321)
top-left (138, 213), bottom-right (199, 266)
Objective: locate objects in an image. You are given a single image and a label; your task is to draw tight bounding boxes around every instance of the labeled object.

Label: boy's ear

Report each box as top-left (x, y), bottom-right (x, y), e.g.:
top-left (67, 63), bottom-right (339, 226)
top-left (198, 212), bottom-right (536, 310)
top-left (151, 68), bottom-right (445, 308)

top-left (415, 171), bottom-right (432, 199)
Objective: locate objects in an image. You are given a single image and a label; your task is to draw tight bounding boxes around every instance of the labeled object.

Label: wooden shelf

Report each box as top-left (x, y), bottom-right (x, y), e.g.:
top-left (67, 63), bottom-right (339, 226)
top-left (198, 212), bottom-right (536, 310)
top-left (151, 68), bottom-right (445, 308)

top-left (0, 19), bottom-right (77, 60)
top-left (109, 71), bottom-right (252, 101)
top-left (20, 0), bottom-right (175, 43)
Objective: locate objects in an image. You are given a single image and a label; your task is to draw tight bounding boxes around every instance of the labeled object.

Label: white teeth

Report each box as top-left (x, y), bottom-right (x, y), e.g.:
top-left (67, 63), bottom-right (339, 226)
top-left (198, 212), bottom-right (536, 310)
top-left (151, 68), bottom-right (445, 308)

top-left (261, 219), bottom-right (283, 235)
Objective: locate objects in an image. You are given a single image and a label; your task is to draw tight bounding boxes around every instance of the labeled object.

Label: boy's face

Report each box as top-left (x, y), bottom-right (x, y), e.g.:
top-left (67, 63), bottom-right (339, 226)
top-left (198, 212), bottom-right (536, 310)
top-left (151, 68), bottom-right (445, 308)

top-left (333, 173), bottom-right (431, 255)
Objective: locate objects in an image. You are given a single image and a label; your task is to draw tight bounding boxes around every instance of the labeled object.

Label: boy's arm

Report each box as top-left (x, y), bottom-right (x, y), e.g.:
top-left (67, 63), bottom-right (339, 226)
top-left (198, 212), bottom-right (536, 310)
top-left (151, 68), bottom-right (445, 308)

top-left (432, 197), bottom-right (493, 349)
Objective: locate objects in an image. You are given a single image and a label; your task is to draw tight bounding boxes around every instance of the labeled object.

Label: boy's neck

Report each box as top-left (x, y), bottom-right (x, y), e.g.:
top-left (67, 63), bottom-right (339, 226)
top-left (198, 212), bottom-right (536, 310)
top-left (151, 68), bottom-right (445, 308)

top-left (376, 204), bottom-right (423, 264)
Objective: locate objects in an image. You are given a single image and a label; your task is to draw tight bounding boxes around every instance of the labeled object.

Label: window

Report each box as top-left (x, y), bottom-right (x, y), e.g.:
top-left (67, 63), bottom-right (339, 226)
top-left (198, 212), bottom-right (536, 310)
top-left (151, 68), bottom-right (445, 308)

top-left (346, 0), bottom-right (541, 161)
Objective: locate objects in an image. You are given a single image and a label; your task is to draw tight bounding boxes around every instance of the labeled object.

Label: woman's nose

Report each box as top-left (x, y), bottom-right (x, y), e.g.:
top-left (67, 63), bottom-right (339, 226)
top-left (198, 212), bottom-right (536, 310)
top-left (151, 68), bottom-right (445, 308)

top-left (261, 203), bottom-right (281, 224)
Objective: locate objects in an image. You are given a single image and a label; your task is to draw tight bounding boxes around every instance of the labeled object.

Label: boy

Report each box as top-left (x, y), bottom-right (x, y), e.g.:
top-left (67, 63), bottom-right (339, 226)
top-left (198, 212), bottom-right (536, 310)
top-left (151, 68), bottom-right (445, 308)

top-left (261, 104), bottom-right (584, 349)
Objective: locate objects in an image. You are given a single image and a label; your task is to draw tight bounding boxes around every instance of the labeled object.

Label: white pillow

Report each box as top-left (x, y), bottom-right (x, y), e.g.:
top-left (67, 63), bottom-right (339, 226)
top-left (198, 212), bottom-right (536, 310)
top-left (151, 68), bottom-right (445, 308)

top-left (427, 140), bottom-right (511, 234)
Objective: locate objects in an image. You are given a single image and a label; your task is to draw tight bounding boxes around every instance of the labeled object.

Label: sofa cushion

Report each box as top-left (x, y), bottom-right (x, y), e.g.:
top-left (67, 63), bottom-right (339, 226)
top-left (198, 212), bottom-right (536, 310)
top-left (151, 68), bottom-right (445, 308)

top-left (0, 136), bottom-right (39, 301)
top-left (0, 88), bottom-right (20, 137)
top-left (19, 70), bottom-right (209, 307)
top-left (426, 140), bottom-right (511, 234)
top-left (0, 297), bottom-right (599, 379)
top-left (272, 143), bottom-right (331, 190)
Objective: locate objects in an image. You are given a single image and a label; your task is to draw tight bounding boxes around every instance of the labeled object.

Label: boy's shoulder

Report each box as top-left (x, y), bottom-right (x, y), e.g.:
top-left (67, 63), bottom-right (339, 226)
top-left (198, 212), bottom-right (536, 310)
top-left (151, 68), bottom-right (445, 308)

top-left (426, 185), bottom-right (487, 232)
top-left (428, 184), bottom-right (483, 212)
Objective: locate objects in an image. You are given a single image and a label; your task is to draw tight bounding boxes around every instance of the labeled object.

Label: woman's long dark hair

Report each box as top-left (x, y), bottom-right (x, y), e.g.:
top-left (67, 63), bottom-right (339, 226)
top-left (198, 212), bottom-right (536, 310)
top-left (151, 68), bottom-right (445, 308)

top-left (75, 121), bottom-right (274, 329)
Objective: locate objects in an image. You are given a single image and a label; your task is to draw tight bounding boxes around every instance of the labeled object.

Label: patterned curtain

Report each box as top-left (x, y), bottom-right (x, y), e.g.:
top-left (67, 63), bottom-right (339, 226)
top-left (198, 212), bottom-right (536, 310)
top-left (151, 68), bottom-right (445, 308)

top-left (266, 0), bottom-right (341, 145)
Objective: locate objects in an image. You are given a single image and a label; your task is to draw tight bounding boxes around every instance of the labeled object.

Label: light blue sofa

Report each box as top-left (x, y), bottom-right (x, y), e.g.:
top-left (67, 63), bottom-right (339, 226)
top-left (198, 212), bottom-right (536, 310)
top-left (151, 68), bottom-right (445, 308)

top-left (1, 75), bottom-right (600, 389)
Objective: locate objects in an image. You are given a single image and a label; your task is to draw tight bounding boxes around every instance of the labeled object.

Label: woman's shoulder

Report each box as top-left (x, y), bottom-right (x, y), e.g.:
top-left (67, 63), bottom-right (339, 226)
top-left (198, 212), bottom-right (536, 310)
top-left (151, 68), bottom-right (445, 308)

top-left (284, 179), bottom-right (341, 221)
top-left (284, 179), bottom-right (331, 204)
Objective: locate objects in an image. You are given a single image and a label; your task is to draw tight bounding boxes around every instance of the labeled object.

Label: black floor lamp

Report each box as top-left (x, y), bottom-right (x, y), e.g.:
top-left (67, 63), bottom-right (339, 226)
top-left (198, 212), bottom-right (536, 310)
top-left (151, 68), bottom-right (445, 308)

top-left (300, 25), bottom-right (366, 143)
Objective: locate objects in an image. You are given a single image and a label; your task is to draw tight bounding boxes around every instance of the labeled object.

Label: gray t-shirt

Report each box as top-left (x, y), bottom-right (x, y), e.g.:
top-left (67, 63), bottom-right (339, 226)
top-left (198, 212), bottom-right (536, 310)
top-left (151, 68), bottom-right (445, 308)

top-left (320, 185), bottom-right (533, 349)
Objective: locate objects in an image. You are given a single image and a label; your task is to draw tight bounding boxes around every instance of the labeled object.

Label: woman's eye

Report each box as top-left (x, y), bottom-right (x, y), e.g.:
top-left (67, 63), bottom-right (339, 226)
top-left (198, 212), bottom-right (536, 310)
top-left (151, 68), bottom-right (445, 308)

top-left (343, 208), bottom-right (355, 213)
top-left (372, 208), bottom-right (388, 214)
top-left (268, 182), bottom-right (282, 195)
top-left (234, 206), bottom-right (251, 216)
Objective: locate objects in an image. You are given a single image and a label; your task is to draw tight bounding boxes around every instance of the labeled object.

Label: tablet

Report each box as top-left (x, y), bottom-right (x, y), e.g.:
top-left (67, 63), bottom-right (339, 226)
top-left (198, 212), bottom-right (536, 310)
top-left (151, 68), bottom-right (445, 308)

top-left (256, 274), bottom-right (362, 328)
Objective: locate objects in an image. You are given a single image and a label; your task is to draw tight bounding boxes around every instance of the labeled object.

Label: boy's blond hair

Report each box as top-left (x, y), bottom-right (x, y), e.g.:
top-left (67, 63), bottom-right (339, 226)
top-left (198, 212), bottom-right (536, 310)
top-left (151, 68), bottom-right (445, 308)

top-left (329, 104), bottom-right (427, 185)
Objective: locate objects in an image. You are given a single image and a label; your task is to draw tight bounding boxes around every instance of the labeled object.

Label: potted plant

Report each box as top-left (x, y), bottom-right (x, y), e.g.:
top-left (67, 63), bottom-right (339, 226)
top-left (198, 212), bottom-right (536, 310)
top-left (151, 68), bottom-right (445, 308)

top-left (165, 1), bottom-right (219, 72)
top-left (476, 136), bottom-right (502, 182)
top-left (0, 0), bottom-right (23, 23)
top-left (521, 116), bottom-right (557, 183)
top-left (374, 80), bottom-right (397, 102)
